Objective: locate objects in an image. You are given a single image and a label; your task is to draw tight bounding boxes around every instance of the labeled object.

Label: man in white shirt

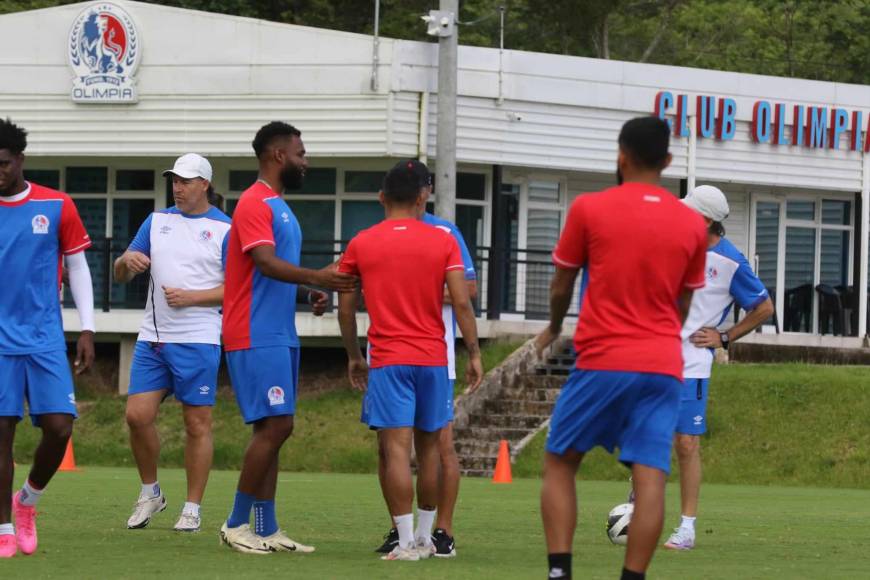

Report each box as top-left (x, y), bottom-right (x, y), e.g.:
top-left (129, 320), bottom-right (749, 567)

top-left (114, 154), bottom-right (231, 533)
top-left (664, 185), bottom-right (774, 551)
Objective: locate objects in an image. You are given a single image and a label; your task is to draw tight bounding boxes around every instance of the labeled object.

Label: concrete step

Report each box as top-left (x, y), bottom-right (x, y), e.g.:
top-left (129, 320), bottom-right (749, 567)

top-left (483, 398), bottom-right (556, 416)
top-left (500, 386), bottom-right (562, 402)
top-left (460, 468), bottom-right (492, 478)
top-left (467, 413), bottom-right (550, 429)
top-left (459, 454), bottom-right (498, 471)
top-left (534, 365), bottom-right (570, 376)
top-left (453, 439), bottom-right (501, 457)
top-left (453, 426), bottom-right (532, 443)
top-left (547, 355), bottom-right (576, 366)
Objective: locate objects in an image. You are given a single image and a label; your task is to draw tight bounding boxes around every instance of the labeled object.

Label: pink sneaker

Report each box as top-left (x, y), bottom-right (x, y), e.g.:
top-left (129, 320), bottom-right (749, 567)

top-left (13, 492), bottom-right (38, 555)
top-left (0, 534), bottom-right (16, 558)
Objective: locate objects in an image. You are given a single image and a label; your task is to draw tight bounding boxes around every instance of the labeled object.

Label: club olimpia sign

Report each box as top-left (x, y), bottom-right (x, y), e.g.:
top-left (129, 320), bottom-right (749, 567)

top-left (68, 2), bottom-right (141, 103)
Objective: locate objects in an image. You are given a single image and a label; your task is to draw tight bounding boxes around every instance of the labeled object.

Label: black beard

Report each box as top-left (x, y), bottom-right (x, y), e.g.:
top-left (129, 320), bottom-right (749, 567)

top-left (280, 165), bottom-right (304, 191)
top-left (616, 166), bottom-right (624, 185)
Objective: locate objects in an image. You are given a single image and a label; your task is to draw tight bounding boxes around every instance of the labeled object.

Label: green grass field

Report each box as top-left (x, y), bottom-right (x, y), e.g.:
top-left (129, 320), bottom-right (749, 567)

top-left (2, 466), bottom-right (867, 579)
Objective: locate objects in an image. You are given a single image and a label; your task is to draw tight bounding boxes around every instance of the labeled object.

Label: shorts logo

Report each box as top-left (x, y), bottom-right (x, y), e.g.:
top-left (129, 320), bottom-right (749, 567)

top-left (68, 393), bottom-right (76, 404)
top-left (199, 230), bottom-right (213, 241)
top-left (693, 414), bottom-right (704, 426)
top-left (268, 386), bottom-right (285, 406)
top-left (199, 385), bottom-right (210, 395)
top-left (281, 212), bottom-right (290, 223)
top-left (32, 215), bottom-right (50, 234)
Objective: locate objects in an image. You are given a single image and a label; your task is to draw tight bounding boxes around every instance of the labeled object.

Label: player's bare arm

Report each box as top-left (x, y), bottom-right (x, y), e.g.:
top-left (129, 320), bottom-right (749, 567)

top-left (296, 286), bottom-right (329, 316)
top-left (535, 266), bottom-right (578, 360)
top-left (690, 297), bottom-right (774, 348)
top-left (678, 288), bottom-right (696, 326)
top-left (337, 288), bottom-right (367, 390)
top-left (249, 244), bottom-right (357, 291)
top-left (442, 280), bottom-right (477, 305)
top-left (162, 284), bottom-right (224, 308)
top-left (446, 269), bottom-right (483, 393)
top-left (113, 250), bottom-right (151, 283)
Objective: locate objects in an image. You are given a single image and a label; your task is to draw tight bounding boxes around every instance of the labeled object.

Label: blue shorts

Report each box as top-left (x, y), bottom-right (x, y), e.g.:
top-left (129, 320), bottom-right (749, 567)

top-left (128, 342), bottom-right (221, 406)
top-left (546, 368), bottom-right (681, 474)
top-left (226, 346), bottom-right (299, 424)
top-left (676, 378), bottom-right (710, 435)
top-left (362, 366), bottom-right (452, 432)
top-left (0, 350), bottom-right (77, 425)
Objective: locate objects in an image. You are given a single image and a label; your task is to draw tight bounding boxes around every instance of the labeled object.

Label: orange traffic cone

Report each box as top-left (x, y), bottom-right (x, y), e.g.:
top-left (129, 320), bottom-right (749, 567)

top-left (58, 439), bottom-right (80, 472)
top-left (492, 440), bottom-right (512, 484)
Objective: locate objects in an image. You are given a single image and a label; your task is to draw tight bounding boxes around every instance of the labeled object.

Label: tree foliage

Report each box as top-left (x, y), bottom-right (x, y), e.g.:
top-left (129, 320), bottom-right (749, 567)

top-left (3, 0), bottom-right (867, 84)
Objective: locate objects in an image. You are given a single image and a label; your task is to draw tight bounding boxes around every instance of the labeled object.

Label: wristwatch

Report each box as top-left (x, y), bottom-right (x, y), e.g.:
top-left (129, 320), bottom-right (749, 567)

top-left (719, 332), bottom-right (730, 350)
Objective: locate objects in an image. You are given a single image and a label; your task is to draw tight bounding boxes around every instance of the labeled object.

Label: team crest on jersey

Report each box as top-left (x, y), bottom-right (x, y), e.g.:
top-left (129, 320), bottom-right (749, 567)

top-left (199, 230), bottom-right (213, 241)
top-left (68, 3), bottom-right (140, 103)
top-left (706, 266), bottom-right (719, 280)
top-left (32, 215), bottom-right (50, 234)
top-left (268, 386), bottom-right (285, 406)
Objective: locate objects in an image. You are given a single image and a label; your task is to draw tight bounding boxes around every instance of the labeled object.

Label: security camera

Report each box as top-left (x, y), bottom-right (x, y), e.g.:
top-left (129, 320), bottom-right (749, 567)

top-left (422, 10), bottom-right (455, 37)
top-left (507, 112), bottom-right (523, 122)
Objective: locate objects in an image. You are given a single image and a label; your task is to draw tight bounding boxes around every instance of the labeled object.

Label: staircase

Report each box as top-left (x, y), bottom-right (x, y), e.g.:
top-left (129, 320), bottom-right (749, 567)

top-left (453, 337), bottom-right (575, 477)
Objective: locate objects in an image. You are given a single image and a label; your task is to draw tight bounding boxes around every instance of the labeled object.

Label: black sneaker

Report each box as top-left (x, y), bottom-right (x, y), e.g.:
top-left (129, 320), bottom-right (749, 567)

top-left (375, 527), bottom-right (398, 553)
top-left (431, 528), bottom-right (456, 558)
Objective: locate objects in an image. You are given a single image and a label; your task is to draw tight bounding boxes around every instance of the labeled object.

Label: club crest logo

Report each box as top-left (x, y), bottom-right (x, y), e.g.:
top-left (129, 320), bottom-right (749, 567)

top-left (706, 266), bottom-right (719, 280)
top-left (200, 230), bottom-right (213, 241)
top-left (68, 3), bottom-right (140, 103)
top-left (32, 214), bottom-right (50, 234)
top-left (268, 386), bottom-right (285, 406)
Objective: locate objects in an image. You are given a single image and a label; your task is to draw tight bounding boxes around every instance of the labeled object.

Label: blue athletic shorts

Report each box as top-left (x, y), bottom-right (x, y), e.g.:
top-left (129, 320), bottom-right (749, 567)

top-left (226, 346), bottom-right (299, 424)
top-left (0, 350), bottom-right (77, 425)
top-left (362, 365), bottom-right (452, 432)
top-left (128, 341), bottom-right (221, 406)
top-left (676, 377), bottom-right (710, 436)
top-left (546, 368), bottom-right (681, 474)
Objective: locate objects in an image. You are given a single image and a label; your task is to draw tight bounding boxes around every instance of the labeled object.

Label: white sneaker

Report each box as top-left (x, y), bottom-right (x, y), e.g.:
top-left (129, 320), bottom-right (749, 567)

top-left (174, 512), bottom-right (201, 532)
top-left (664, 527), bottom-right (695, 550)
top-left (415, 539), bottom-right (436, 559)
top-left (381, 544), bottom-right (420, 561)
top-left (259, 530), bottom-right (315, 553)
top-left (219, 522), bottom-right (271, 555)
top-left (127, 493), bottom-right (167, 529)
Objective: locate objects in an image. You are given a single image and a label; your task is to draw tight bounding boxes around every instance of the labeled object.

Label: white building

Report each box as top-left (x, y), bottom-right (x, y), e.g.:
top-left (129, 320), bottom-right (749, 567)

top-left (1, 1), bottom-right (869, 380)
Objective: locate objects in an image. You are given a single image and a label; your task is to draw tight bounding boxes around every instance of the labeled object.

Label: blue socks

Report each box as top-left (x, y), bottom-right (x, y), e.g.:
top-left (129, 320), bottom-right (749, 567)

top-left (227, 491), bottom-right (256, 528)
top-left (253, 500), bottom-right (278, 537)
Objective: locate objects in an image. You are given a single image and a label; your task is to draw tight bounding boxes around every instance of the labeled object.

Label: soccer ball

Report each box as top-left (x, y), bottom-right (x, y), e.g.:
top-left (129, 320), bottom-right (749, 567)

top-left (606, 503), bottom-right (633, 545)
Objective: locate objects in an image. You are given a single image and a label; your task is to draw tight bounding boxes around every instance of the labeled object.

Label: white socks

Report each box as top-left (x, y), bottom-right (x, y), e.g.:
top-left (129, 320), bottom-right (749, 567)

top-left (393, 513), bottom-right (414, 549)
top-left (19, 480), bottom-right (44, 507)
top-left (183, 502), bottom-right (201, 517)
top-left (415, 508), bottom-right (436, 545)
top-left (680, 515), bottom-right (696, 533)
top-left (141, 481), bottom-right (160, 499)
top-left (0, 523), bottom-right (13, 536)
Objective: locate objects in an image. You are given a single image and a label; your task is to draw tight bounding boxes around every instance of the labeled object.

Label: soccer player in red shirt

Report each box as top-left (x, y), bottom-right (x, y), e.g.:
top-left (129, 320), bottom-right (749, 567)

top-left (337, 160), bottom-right (483, 562)
top-left (535, 117), bottom-right (708, 580)
top-left (0, 118), bottom-right (95, 558)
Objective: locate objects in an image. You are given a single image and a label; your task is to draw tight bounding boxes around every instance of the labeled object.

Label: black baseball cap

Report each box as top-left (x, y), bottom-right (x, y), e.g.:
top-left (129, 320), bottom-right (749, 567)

top-left (387, 159), bottom-right (432, 187)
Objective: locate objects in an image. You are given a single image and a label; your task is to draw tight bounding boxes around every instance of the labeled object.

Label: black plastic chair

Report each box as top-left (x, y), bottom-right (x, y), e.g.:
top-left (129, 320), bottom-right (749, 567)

top-left (815, 284), bottom-right (844, 336)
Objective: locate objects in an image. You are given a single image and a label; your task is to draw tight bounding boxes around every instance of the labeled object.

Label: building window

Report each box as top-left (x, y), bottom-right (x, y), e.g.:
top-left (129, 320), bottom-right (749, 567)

top-left (24, 169), bottom-right (60, 190)
top-left (293, 200), bottom-right (336, 269)
top-left (229, 170), bottom-right (258, 192)
top-left (457, 173), bottom-right (486, 201)
top-left (116, 169), bottom-right (155, 192)
top-left (66, 167), bottom-right (108, 194)
top-left (341, 200), bottom-right (383, 241)
top-left (299, 168), bottom-right (336, 195)
top-left (345, 171), bottom-right (384, 193)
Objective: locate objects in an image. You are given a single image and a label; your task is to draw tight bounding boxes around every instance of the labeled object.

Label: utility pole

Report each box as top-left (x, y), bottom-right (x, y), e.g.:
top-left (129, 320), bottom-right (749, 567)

top-left (434, 0), bottom-right (458, 222)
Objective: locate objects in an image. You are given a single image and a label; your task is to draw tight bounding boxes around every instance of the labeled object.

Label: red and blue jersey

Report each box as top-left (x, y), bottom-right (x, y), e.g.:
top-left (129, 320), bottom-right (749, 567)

top-left (339, 218), bottom-right (465, 368)
top-left (223, 182), bottom-right (303, 351)
top-left (552, 182), bottom-right (707, 381)
top-left (0, 182), bottom-right (91, 354)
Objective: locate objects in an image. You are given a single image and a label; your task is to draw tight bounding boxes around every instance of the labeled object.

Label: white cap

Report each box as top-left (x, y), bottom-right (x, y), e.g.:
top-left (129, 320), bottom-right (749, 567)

top-left (682, 185), bottom-right (729, 222)
top-left (162, 153), bottom-right (212, 182)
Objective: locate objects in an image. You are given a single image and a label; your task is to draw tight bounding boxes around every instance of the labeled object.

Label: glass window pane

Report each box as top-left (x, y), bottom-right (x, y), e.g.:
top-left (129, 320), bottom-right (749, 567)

top-left (456, 204), bottom-right (483, 256)
top-left (786, 200), bottom-right (815, 221)
top-left (500, 183), bottom-right (520, 312)
top-left (116, 169), bottom-right (155, 191)
top-left (820, 230), bottom-right (849, 287)
top-left (754, 202), bottom-right (780, 327)
top-left (528, 181), bottom-right (560, 204)
top-left (298, 168), bottom-right (336, 195)
top-left (225, 198), bottom-right (239, 217)
top-left (784, 226), bottom-right (815, 332)
top-left (457, 173), bottom-right (486, 201)
top-left (112, 200), bottom-right (154, 309)
top-left (229, 170), bottom-right (258, 192)
top-left (24, 169), bottom-right (60, 190)
top-left (292, 201), bottom-right (336, 269)
top-left (344, 171), bottom-right (384, 193)
top-left (821, 200), bottom-right (850, 226)
top-left (63, 199), bottom-right (107, 308)
top-left (66, 167), bottom-right (107, 194)
top-left (525, 209), bottom-right (561, 319)
top-left (341, 200), bottom-right (383, 241)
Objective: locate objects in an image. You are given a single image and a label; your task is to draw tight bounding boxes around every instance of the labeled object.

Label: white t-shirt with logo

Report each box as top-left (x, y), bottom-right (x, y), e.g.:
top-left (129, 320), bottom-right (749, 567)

top-left (681, 237), bottom-right (769, 378)
top-left (128, 206), bottom-right (231, 344)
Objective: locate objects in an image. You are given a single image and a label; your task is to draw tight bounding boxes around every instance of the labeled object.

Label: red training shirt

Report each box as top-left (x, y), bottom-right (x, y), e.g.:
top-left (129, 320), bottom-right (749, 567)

top-left (339, 218), bottom-right (465, 368)
top-left (552, 182), bottom-right (707, 380)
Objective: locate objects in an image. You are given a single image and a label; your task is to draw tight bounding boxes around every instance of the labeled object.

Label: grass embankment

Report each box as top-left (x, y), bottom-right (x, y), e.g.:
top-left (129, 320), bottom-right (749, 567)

top-left (514, 364), bottom-right (870, 489)
top-left (12, 340), bottom-right (524, 473)
top-left (3, 467), bottom-right (868, 579)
